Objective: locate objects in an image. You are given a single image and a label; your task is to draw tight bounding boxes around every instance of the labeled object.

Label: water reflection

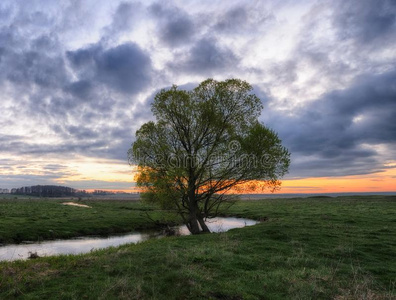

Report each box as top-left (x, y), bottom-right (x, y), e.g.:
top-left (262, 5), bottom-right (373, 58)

top-left (62, 202), bottom-right (91, 208)
top-left (0, 217), bottom-right (257, 261)
top-left (176, 217), bottom-right (258, 235)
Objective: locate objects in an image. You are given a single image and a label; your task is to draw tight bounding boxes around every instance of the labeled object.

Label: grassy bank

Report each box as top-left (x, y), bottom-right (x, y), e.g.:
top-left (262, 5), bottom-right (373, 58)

top-left (0, 196), bottom-right (395, 299)
top-left (0, 198), bottom-right (179, 244)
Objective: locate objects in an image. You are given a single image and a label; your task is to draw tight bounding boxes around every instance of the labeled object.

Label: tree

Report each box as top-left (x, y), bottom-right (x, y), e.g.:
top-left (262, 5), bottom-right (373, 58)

top-left (129, 79), bottom-right (290, 234)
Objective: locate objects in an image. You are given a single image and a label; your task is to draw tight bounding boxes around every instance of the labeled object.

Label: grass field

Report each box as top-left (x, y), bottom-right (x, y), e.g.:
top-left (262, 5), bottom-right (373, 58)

top-left (0, 197), bottom-right (180, 244)
top-left (0, 196), bottom-right (395, 299)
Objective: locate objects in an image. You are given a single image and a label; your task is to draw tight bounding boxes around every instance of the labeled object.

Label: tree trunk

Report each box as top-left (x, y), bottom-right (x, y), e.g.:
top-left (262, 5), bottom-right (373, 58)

top-left (187, 178), bottom-right (203, 234)
top-left (198, 216), bottom-right (210, 233)
top-left (188, 213), bottom-right (201, 234)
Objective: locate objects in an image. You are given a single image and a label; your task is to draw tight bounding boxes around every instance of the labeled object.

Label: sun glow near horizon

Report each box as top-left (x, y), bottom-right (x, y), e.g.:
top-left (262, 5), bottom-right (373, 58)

top-left (280, 168), bottom-right (396, 194)
top-left (1, 153), bottom-right (395, 194)
top-left (72, 163), bottom-right (396, 194)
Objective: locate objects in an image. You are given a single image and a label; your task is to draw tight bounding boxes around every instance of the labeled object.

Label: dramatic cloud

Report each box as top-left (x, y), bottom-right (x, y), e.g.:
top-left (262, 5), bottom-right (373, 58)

top-left (103, 2), bottom-right (141, 39)
top-left (213, 4), bottom-right (274, 35)
top-left (261, 69), bottom-right (396, 177)
top-left (0, 0), bottom-right (395, 191)
top-left (150, 2), bottom-right (195, 47)
top-left (168, 38), bottom-right (240, 76)
top-left (67, 42), bottom-right (153, 94)
top-left (333, 0), bottom-right (396, 45)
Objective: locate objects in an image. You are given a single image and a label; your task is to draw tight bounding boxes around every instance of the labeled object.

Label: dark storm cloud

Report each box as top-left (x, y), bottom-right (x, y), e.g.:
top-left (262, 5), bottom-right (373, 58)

top-left (261, 69), bottom-right (396, 177)
top-left (18, 38), bottom-right (156, 162)
top-left (64, 80), bottom-right (94, 100)
top-left (19, 140), bottom-right (109, 156)
top-left (161, 16), bottom-right (194, 46)
top-left (0, 23), bottom-right (68, 90)
top-left (66, 44), bottom-right (100, 69)
top-left (168, 38), bottom-right (239, 75)
top-left (317, 71), bottom-right (396, 146)
top-left (6, 50), bottom-right (67, 88)
top-left (0, 135), bottom-right (24, 153)
top-left (101, 1), bottom-right (143, 45)
top-left (95, 43), bottom-right (152, 94)
top-left (214, 6), bottom-right (248, 32)
top-left (66, 42), bottom-right (152, 95)
top-left (289, 155), bottom-right (381, 178)
top-left (0, 27), bottom-right (147, 160)
top-left (105, 2), bottom-right (139, 34)
top-left (333, 0), bottom-right (396, 45)
top-left (65, 125), bottom-right (100, 140)
top-left (0, 133), bottom-right (107, 156)
top-left (213, 4), bottom-right (273, 34)
top-left (149, 2), bottom-right (195, 47)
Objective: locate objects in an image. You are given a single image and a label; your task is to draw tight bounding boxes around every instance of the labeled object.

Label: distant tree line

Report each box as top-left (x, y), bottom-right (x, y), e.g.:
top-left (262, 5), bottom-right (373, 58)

top-left (92, 190), bottom-right (114, 195)
top-left (12, 185), bottom-right (80, 197)
top-left (9, 186), bottom-right (131, 197)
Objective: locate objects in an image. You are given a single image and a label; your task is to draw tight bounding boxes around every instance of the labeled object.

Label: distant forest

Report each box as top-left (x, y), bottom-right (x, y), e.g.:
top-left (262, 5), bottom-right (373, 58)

top-left (12, 185), bottom-right (81, 197)
top-left (10, 185), bottom-right (121, 197)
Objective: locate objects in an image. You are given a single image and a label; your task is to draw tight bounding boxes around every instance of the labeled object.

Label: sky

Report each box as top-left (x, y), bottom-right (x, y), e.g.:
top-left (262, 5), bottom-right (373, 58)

top-left (0, 0), bottom-right (395, 193)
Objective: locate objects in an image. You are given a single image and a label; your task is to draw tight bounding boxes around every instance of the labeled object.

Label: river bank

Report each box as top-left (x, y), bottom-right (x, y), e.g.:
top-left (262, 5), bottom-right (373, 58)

top-left (0, 196), bottom-right (395, 299)
top-left (0, 199), bottom-right (180, 244)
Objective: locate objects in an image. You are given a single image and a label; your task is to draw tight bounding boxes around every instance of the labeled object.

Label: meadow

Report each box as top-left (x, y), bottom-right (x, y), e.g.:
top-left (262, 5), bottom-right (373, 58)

top-left (0, 195), bottom-right (395, 299)
top-left (0, 196), bottom-right (179, 244)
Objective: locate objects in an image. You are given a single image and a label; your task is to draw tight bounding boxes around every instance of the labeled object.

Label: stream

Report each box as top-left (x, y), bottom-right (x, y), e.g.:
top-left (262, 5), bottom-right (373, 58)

top-left (0, 217), bottom-right (257, 261)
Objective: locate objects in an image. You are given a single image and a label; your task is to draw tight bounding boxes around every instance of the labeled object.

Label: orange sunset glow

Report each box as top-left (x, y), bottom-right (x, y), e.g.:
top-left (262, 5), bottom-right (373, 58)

top-left (104, 166), bottom-right (396, 194)
top-left (221, 167), bottom-right (396, 194)
top-left (280, 168), bottom-right (396, 194)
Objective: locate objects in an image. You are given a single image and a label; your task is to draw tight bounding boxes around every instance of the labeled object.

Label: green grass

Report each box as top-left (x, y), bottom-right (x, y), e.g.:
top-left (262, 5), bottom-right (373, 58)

top-left (0, 196), bottom-right (395, 299)
top-left (0, 198), bottom-right (180, 243)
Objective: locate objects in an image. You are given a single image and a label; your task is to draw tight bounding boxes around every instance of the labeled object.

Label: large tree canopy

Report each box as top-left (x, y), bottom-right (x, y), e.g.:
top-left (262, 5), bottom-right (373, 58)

top-left (129, 79), bottom-right (290, 234)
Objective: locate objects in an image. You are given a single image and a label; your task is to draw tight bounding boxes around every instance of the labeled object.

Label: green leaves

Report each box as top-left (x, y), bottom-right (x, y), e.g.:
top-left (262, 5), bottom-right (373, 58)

top-left (129, 78), bottom-right (290, 231)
